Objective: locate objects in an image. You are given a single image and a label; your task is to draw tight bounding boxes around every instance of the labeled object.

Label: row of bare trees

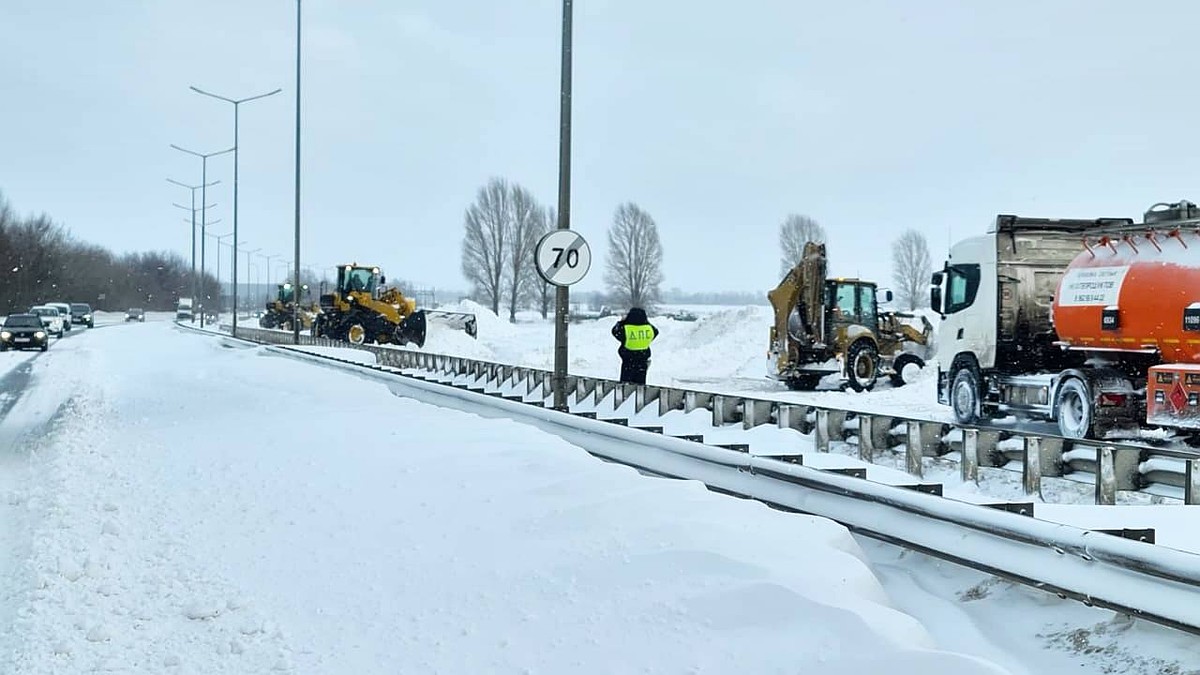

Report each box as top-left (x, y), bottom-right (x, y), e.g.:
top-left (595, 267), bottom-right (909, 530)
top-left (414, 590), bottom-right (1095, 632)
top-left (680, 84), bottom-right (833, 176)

top-left (0, 191), bottom-right (210, 314)
top-left (777, 213), bottom-right (932, 310)
top-left (461, 178), bottom-right (666, 319)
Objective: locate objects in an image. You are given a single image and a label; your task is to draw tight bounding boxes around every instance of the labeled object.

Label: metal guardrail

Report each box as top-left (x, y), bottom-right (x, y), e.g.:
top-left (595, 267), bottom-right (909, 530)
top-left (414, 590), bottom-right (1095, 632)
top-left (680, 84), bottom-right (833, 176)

top-left (226, 325), bottom-right (1200, 506)
top-left (201, 324), bottom-right (1200, 635)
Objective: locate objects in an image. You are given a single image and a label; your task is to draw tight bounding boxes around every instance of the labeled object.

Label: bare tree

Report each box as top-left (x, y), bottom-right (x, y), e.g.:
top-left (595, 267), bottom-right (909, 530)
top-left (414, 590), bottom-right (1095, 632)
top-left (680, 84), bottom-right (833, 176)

top-left (535, 208), bottom-right (555, 319)
top-left (604, 203), bottom-right (664, 310)
top-left (504, 185), bottom-right (544, 322)
top-left (460, 178), bottom-right (510, 315)
top-left (891, 228), bottom-right (933, 311)
top-left (778, 214), bottom-right (826, 276)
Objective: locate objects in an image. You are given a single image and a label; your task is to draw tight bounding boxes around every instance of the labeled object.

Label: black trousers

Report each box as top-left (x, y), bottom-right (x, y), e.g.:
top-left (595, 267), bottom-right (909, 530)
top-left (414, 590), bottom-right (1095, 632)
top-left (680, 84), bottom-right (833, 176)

top-left (620, 353), bottom-right (650, 384)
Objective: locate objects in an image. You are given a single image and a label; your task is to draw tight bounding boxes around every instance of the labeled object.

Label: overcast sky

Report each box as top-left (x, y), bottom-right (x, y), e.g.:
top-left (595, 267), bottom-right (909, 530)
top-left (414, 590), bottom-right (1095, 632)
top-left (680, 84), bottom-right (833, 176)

top-left (3, 1), bottom-right (1200, 296)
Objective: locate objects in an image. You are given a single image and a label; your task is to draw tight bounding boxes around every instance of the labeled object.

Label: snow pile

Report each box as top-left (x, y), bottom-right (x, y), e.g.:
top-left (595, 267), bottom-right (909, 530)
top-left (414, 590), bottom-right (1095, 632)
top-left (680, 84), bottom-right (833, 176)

top-left (0, 324), bottom-right (1011, 674)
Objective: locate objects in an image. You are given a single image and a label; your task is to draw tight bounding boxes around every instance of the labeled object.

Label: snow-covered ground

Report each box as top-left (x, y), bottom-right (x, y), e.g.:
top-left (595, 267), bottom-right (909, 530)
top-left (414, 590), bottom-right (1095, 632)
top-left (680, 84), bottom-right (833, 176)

top-left (1, 323), bottom-right (1017, 673)
top-left (3, 317), bottom-right (1196, 672)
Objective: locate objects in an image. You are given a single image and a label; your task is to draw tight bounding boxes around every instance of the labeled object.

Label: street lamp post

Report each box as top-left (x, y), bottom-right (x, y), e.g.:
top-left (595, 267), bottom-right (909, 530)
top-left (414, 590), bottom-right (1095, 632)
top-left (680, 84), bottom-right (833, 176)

top-left (243, 248), bottom-right (262, 312)
top-left (190, 85), bottom-right (282, 335)
top-left (552, 0), bottom-right (574, 411)
top-left (207, 231), bottom-right (234, 313)
top-left (171, 144), bottom-right (234, 328)
top-left (167, 178), bottom-right (219, 316)
top-left (293, 0), bottom-right (303, 344)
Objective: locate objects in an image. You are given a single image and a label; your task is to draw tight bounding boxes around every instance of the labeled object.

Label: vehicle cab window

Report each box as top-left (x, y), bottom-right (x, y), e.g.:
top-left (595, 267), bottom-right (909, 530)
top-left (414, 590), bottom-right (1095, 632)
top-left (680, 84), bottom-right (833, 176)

top-left (857, 284), bottom-right (878, 326)
top-left (945, 263), bottom-right (981, 314)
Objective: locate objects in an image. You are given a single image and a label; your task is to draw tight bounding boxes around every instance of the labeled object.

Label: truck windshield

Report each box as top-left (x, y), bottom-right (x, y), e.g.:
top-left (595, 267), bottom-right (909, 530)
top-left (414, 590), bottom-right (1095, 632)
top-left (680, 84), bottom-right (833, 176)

top-left (71, 304), bottom-right (90, 312)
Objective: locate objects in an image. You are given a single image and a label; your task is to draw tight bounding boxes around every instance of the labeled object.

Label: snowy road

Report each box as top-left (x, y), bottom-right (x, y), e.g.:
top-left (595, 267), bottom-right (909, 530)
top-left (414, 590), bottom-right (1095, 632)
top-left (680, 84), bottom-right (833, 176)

top-left (1, 322), bottom-right (1196, 673)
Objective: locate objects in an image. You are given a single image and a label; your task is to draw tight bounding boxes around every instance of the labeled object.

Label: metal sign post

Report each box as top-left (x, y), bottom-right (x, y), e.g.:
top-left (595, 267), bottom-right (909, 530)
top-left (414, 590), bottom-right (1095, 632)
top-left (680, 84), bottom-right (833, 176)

top-left (537, 229), bottom-right (591, 411)
top-left (551, 0), bottom-right (574, 411)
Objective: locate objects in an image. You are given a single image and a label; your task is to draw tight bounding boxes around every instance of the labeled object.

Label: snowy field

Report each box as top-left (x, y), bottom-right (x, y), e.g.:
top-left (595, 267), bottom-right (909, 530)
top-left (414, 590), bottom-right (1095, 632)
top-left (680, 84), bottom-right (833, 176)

top-left (1, 319), bottom-right (1197, 672)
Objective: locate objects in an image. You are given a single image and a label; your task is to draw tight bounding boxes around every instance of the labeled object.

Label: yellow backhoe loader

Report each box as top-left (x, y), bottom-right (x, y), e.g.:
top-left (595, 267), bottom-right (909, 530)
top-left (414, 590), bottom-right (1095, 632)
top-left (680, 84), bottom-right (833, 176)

top-left (767, 242), bottom-right (932, 391)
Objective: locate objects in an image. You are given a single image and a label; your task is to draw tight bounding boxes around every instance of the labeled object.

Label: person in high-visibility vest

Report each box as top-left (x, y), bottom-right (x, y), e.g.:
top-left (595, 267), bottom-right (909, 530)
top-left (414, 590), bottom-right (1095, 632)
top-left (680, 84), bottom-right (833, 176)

top-left (610, 307), bottom-right (659, 384)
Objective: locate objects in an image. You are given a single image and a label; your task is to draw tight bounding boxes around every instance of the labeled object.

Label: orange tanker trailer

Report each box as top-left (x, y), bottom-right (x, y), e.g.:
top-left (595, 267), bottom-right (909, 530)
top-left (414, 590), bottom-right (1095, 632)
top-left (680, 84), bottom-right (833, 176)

top-left (933, 200), bottom-right (1200, 439)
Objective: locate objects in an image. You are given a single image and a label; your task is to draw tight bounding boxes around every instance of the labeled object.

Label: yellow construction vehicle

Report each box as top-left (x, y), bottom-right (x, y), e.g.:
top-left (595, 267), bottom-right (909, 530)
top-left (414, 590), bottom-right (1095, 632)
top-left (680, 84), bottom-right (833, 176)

top-left (310, 263), bottom-right (478, 347)
top-left (259, 282), bottom-right (317, 331)
top-left (767, 242), bottom-right (932, 391)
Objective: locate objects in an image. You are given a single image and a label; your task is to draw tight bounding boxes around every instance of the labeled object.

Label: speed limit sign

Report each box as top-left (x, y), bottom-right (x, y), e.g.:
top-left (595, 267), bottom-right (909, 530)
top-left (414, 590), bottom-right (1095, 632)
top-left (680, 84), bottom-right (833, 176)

top-left (535, 229), bottom-right (591, 287)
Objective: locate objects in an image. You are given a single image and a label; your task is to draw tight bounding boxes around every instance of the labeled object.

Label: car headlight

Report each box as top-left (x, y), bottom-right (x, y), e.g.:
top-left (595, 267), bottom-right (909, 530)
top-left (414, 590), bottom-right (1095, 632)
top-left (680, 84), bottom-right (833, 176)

top-left (0, 331), bottom-right (9, 339)
top-left (35, 331), bottom-right (46, 339)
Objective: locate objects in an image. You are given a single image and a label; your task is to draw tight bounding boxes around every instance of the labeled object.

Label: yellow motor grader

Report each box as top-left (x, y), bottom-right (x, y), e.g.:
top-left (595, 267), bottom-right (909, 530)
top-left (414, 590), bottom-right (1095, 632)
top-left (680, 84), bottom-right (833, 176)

top-left (767, 242), bottom-right (932, 391)
top-left (310, 263), bottom-right (477, 347)
top-left (258, 282), bottom-right (317, 331)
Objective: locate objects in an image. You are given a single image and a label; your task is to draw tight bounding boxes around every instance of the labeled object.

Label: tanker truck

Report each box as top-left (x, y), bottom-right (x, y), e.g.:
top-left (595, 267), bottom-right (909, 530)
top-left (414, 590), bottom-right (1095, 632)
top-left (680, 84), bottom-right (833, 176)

top-left (932, 200), bottom-right (1200, 440)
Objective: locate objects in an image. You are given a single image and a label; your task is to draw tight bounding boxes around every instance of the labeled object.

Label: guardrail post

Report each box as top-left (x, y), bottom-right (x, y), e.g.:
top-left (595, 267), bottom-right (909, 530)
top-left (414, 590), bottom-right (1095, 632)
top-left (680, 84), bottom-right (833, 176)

top-left (776, 404), bottom-right (804, 433)
top-left (1096, 445), bottom-right (1117, 506)
top-left (658, 388), bottom-right (685, 416)
top-left (815, 409), bottom-right (831, 453)
top-left (859, 415), bottom-right (877, 462)
top-left (1023, 437), bottom-right (1043, 497)
top-left (1187, 459), bottom-right (1200, 505)
top-left (595, 380), bottom-right (616, 406)
top-left (575, 377), bottom-right (596, 405)
top-left (712, 395), bottom-right (742, 426)
top-left (961, 428), bottom-right (979, 483)
top-left (742, 399), bottom-right (773, 430)
top-left (827, 410), bottom-right (848, 442)
top-left (635, 385), bottom-right (660, 414)
top-left (905, 422), bottom-right (924, 477)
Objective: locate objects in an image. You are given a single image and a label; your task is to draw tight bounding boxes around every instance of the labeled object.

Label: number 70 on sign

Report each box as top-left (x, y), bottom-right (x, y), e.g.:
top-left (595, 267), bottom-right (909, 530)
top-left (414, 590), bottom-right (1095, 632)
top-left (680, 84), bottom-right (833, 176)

top-left (535, 229), bottom-right (592, 287)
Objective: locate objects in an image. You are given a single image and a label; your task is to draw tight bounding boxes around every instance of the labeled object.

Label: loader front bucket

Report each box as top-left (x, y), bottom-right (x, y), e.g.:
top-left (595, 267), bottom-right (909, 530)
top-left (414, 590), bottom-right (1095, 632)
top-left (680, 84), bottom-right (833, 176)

top-left (395, 310), bottom-right (428, 348)
top-left (425, 310), bottom-right (478, 338)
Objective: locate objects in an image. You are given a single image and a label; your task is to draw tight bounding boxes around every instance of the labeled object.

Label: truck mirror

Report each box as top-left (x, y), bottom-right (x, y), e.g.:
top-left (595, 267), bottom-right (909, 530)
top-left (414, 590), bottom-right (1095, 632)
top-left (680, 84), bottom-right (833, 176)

top-left (929, 271), bottom-right (944, 314)
top-left (884, 289), bottom-right (894, 303)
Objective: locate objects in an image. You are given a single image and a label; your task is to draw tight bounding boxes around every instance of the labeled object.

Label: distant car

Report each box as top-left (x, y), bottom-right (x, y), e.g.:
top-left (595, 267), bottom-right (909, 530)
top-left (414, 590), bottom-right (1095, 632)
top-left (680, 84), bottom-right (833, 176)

top-left (46, 302), bottom-right (73, 331)
top-left (0, 314), bottom-right (50, 351)
top-left (125, 308), bottom-right (145, 322)
top-left (70, 303), bottom-right (94, 328)
top-left (28, 306), bottom-right (65, 337)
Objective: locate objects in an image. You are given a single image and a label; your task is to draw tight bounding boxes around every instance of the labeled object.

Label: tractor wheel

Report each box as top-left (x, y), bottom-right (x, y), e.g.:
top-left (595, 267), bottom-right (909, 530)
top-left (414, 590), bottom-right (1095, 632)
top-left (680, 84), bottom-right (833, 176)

top-left (889, 353), bottom-right (925, 387)
top-left (845, 341), bottom-right (880, 392)
top-left (347, 323), bottom-right (367, 345)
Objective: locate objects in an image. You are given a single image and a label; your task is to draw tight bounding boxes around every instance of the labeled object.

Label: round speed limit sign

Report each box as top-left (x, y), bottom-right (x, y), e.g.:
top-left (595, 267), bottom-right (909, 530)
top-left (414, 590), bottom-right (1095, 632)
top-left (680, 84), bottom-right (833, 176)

top-left (535, 229), bottom-right (591, 287)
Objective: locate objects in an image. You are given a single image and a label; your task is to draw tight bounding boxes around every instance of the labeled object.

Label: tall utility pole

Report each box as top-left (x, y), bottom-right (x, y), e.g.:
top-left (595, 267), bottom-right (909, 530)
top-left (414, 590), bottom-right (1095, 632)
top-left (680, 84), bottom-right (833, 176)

top-left (190, 85), bottom-right (281, 335)
top-left (171, 144), bottom-right (234, 327)
top-left (167, 178), bottom-right (219, 317)
top-left (208, 231), bottom-right (234, 312)
top-left (243, 248), bottom-right (262, 309)
top-left (552, 0), bottom-right (574, 411)
top-left (293, 0), bottom-right (304, 344)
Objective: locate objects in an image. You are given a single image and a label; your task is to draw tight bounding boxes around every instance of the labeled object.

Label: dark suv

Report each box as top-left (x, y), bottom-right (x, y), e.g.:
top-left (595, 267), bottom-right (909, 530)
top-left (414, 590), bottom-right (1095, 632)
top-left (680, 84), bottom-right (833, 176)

top-left (1, 314), bottom-right (50, 351)
top-left (70, 303), bottom-right (94, 328)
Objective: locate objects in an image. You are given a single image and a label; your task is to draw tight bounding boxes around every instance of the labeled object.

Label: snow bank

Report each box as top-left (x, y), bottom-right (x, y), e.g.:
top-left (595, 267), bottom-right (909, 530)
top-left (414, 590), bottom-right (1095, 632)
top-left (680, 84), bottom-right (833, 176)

top-left (0, 323), bottom-right (1010, 674)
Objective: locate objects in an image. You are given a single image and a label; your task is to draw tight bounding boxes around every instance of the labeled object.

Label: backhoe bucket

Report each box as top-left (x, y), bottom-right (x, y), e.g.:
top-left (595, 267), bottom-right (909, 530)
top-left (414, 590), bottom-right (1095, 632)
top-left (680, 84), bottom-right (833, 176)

top-left (395, 310), bottom-right (427, 348)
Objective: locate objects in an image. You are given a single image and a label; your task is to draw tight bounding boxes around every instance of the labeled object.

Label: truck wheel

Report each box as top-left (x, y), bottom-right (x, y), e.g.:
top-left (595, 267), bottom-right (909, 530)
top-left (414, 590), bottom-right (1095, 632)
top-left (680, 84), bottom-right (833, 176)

top-left (889, 354), bottom-right (925, 387)
top-left (950, 366), bottom-right (982, 425)
top-left (1056, 377), bottom-right (1096, 440)
top-left (845, 341), bottom-right (879, 392)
